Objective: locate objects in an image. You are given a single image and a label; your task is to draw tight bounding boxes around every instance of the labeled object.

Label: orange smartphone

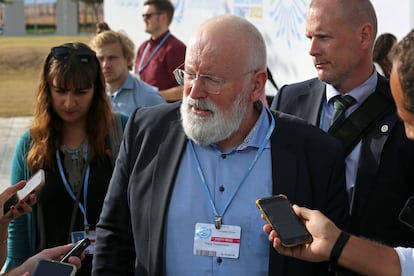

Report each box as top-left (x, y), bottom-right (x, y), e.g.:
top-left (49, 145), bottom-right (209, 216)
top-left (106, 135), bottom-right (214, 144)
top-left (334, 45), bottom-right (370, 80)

top-left (256, 194), bottom-right (312, 247)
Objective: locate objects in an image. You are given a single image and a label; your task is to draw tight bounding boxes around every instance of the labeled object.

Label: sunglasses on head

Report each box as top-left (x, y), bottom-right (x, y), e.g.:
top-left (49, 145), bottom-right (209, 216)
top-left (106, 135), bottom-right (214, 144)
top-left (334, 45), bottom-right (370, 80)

top-left (50, 46), bottom-right (96, 63)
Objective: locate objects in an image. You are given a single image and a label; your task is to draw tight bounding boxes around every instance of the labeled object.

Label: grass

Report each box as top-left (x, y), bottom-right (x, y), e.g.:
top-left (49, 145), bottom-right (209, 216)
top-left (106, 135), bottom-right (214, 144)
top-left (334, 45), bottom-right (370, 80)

top-left (0, 35), bottom-right (93, 117)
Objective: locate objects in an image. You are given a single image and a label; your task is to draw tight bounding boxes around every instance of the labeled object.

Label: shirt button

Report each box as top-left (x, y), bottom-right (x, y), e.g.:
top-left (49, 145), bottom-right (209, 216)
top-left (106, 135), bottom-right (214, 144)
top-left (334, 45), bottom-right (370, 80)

top-left (221, 154), bottom-right (226, 159)
top-left (216, 257), bottom-right (223, 264)
top-left (219, 186), bottom-right (225, 192)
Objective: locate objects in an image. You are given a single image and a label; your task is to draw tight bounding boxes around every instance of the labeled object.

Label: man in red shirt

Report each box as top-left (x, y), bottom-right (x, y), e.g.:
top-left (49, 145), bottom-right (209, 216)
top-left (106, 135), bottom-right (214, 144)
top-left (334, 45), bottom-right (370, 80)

top-left (134, 0), bottom-right (186, 102)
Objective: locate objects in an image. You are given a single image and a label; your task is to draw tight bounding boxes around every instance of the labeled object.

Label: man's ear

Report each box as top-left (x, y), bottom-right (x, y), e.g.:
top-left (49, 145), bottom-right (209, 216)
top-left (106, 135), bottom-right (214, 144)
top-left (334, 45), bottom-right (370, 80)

top-left (161, 12), bottom-right (169, 25)
top-left (250, 69), bottom-right (268, 102)
top-left (360, 23), bottom-right (375, 50)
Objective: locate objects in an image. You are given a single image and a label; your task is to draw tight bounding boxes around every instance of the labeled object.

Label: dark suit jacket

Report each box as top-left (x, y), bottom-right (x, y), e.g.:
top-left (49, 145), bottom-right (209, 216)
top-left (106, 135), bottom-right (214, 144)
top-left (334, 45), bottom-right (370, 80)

top-left (92, 102), bottom-right (349, 276)
top-left (271, 76), bottom-right (414, 248)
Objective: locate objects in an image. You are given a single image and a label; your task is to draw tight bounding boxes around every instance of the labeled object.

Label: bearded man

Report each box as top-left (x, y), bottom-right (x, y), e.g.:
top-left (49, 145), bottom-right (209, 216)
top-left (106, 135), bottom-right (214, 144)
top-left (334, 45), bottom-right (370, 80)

top-left (92, 14), bottom-right (349, 276)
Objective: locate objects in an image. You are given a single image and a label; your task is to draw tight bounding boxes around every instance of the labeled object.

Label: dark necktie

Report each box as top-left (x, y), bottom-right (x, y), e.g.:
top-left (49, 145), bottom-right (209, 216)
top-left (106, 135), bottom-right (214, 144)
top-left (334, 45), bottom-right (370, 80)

top-left (330, 95), bottom-right (356, 126)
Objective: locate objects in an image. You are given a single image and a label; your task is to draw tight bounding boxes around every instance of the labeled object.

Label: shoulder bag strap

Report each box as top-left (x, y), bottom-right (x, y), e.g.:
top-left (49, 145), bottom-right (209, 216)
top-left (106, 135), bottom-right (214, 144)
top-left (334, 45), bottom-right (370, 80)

top-left (328, 89), bottom-right (395, 156)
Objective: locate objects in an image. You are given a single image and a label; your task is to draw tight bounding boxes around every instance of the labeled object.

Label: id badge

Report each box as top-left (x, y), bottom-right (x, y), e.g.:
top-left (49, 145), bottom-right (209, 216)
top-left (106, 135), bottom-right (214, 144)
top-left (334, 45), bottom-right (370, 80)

top-left (194, 223), bottom-right (241, 259)
top-left (71, 231), bottom-right (85, 244)
top-left (71, 230), bottom-right (95, 254)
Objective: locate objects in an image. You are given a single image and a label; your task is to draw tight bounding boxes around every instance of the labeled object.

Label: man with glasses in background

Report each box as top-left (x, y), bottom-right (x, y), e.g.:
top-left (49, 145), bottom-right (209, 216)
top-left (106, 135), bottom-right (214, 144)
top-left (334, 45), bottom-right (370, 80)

top-left (93, 14), bottom-right (349, 275)
top-left (134, 0), bottom-right (186, 102)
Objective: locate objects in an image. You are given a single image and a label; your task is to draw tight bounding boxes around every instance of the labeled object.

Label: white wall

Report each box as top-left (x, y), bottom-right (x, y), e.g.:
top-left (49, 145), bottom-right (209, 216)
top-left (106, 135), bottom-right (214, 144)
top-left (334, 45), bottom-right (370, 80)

top-left (372, 0), bottom-right (412, 40)
top-left (56, 0), bottom-right (78, 36)
top-left (104, 0), bottom-right (414, 95)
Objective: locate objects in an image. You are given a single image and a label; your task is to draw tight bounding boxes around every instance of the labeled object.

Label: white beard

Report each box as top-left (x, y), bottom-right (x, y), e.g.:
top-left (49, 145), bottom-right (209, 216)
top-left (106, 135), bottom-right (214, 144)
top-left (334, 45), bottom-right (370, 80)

top-left (180, 92), bottom-right (249, 145)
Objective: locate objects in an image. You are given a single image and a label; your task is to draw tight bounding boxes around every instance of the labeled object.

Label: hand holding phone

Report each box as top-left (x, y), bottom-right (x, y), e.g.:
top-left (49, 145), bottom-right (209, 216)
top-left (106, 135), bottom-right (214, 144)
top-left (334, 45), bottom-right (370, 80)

top-left (3, 169), bottom-right (45, 216)
top-left (60, 238), bottom-right (91, 263)
top-left (256, 194), bottom-right (313, 247)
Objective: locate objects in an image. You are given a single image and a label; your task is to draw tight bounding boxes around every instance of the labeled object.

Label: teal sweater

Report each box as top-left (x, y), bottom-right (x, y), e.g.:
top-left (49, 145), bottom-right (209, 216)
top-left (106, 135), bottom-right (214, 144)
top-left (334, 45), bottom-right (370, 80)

top-left (5, 130), bottom-right (35, 270)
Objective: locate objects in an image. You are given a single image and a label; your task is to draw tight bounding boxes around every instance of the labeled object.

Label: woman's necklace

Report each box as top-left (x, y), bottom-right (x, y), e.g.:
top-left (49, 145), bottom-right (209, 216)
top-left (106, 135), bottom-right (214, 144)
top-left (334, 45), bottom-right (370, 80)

top-left (62, 140), bottom-right (86, 193)
top-left (62, 142), bottom-right (84, 160)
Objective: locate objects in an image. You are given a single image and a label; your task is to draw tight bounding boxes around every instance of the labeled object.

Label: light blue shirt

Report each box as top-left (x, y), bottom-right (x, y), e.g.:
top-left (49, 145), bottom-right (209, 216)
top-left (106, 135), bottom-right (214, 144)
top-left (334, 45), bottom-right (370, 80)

top-left (107, 73), bottom-right (165, 115)
top-left (396, 247), bottom-right (414, 276)
top-left (319, 71), bottom-right (378, 204)
top-left (164, 104), bottom-right (273, 275)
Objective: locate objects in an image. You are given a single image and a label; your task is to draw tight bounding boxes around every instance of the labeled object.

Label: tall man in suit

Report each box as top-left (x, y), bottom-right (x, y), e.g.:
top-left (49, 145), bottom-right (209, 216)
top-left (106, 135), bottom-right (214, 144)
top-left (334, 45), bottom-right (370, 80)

top-left (92, 14), bottom-right (349, 275)
top-left (265, 31), bottom-right (414, 275)
top-left (271, 0), bottom-right (414, 249)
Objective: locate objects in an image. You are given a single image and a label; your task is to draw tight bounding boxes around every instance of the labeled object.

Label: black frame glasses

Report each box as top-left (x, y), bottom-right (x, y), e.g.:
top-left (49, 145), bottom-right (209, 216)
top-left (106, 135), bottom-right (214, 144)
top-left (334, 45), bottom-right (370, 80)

top-left (142, 12), bottom-right (162, 20)
top-left (50, 46), bottom-right (96, 63)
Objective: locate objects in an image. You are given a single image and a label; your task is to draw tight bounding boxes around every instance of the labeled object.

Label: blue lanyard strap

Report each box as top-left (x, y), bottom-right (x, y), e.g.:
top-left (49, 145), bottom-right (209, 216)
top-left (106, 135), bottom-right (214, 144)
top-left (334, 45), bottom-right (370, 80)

top-left (138, 32), bottom-right (171, 73)
top-left (56, 142), bottom-right (90, 227)
top-left (190, 110), bottom-right (275, 227)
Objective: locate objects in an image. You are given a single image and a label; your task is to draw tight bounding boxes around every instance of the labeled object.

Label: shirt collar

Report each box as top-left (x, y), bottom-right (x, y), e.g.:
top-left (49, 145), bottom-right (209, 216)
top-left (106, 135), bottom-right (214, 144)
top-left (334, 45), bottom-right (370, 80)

top-left (210, 101), bottom-right (271, 153)
top-left (238, 101), bottom-right (270, 150)
top-left (326, 71), bottom-right (378, 104)
top-left (150, 30), bottom-right (170, 44)
top-left (106, 73), bottom-right (134, 97)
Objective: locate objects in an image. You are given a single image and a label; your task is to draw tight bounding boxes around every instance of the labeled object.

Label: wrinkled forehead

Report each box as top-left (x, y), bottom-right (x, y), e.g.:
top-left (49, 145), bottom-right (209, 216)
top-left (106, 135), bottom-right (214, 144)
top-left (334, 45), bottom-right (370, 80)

top-left (185, 28), bottom-right (248, 73)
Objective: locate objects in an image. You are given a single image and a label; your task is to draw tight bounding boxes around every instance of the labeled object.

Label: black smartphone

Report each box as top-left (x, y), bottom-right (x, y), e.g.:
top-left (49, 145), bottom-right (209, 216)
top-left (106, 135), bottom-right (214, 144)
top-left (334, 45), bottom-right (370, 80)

top-left (399, 196), bottom-right (414, 230)
top-left (60, 238), bottom-right (91, 263)
top-left (32, 259), bottom-right (76, 276)
top-left (3, 169), bottom-right (45, 216)
top-left (256, 194), bottom-right (313, 247)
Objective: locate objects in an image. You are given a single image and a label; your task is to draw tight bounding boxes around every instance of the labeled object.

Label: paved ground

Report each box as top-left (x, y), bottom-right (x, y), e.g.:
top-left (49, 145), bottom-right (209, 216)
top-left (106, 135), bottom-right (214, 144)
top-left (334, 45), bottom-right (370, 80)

top-left (0, 117), bottom-right (33, 192)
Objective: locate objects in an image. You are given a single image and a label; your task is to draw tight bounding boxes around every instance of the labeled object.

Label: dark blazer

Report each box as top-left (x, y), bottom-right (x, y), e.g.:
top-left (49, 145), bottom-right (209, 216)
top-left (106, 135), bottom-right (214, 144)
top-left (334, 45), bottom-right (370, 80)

top-left (271, 76), bottom-right (414, 247)
top-left (92, 102), bottom-right (349, 276)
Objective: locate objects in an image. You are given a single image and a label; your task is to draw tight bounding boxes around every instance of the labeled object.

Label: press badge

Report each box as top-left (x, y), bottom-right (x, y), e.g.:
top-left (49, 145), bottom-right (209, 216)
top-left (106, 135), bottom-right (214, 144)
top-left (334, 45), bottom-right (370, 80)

top-left (194, 223), bottom-right (241, 259)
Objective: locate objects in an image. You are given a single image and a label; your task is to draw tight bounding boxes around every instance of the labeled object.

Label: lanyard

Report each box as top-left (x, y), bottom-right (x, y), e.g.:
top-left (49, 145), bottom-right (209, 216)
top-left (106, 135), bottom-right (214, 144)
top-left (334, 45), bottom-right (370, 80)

top-left (138, 32), bottom-right (171, 74)
top-left (190, 110), bottom-right (275, 229)
top-left (56, 142), bottom-right (90, 228)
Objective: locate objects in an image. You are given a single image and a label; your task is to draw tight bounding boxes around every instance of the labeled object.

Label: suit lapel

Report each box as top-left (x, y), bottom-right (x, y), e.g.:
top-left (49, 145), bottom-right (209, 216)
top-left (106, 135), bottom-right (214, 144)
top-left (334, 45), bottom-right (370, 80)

top-left (270, 114), bottom-right (298, 198)
top-left (268, 114), bottom-right (299, 275)
top-left (271, 142), bottom-right (297, 197)
top-left (296, 80), bottom-right (325, 126)
top-left (352, 77), bottom-right (397, 212)
top-left (149, 117), bottom-right (187, 274)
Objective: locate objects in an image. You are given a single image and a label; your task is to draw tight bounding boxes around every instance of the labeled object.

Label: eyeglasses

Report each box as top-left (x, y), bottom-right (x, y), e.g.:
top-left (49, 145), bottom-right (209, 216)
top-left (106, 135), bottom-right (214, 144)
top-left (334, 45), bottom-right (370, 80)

top-left (173, 66), bottom-right (255, 95)
top-left (142, 12), bottom-right (161, 20)
top-left (50, 46), bottom-right (96, 63)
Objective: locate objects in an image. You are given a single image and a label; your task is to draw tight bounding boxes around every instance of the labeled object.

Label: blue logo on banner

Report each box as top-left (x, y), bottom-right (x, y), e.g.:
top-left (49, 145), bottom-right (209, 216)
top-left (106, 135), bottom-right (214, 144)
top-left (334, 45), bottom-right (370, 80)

top-left (269, 0), bottom-right (307, 48)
